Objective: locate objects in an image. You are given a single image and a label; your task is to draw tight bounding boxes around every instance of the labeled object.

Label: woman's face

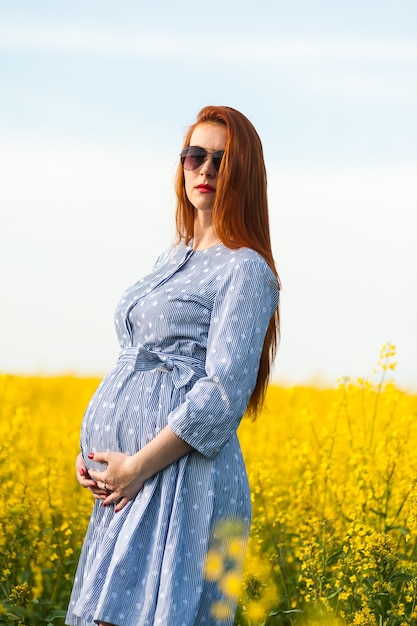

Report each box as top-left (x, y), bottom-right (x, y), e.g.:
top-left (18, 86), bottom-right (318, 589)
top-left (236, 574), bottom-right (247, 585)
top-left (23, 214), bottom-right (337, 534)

top-left (183, 122), bottom-right (228, 216)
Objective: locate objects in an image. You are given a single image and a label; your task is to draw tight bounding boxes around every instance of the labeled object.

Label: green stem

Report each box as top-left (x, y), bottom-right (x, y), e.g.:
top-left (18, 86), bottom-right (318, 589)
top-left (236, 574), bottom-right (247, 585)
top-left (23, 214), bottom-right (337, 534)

top-left (255, 470), bottom-right (291, 608)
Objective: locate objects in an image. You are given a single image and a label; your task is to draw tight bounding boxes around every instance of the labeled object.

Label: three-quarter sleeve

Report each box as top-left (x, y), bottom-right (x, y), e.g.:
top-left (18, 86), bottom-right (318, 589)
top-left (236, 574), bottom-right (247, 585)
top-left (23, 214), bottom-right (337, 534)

top-left (167, 256), bottom-right (279, 458)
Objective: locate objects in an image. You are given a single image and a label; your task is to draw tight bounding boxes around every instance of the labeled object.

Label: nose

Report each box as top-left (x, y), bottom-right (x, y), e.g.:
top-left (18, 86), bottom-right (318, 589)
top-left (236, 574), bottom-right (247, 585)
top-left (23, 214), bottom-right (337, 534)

top-left (199, 154), bottom-right (217, 177)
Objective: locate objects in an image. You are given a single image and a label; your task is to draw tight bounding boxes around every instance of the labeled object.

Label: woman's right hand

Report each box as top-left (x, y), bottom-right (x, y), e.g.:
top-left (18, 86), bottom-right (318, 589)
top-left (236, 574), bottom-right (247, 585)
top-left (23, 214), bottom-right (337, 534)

top-left (75, 453), bottom-right (108, 500)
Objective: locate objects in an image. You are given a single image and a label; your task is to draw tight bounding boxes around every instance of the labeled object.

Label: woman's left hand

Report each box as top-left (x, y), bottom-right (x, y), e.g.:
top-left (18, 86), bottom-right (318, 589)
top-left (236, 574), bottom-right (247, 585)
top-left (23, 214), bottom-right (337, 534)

top-left (87, 451), bottom-right (145, 512)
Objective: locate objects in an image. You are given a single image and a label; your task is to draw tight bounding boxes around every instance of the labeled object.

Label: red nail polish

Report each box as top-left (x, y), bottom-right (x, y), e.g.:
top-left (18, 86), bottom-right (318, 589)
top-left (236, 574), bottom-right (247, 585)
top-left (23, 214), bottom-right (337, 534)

top-left (88, 453), bottom-right (94, 459)
top-left (80, 468), bottom-right (85, 476)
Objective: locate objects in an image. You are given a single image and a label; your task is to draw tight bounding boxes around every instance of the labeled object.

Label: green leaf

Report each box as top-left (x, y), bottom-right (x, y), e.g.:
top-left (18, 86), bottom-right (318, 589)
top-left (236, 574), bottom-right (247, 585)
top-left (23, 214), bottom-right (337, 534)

top-left (326, 587), bottom-right (342, 599)
top-left (268, 609), bottom-right (304, 615)
top-left (389, 572), bottom-right (413, 583)
top-left (325, 550), bottom-right (346, 566)
top-left (44, 610), bottom-right (67, 622)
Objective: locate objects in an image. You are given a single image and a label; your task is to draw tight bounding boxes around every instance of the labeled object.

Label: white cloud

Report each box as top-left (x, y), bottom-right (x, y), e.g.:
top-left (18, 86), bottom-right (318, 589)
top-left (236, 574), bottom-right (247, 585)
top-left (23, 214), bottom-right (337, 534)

top-left (1, 21), bottom-right (416, 63)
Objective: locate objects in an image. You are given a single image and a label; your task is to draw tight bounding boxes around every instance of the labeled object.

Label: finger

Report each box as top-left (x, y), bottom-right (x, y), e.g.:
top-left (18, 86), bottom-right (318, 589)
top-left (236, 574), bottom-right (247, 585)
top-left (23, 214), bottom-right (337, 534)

top-left (90, 485), bottom-right (107, 495)
top-left (78, 476), bottom-right (97, 489)
top-left (86, 480), bottom-right (101, 490)
top-left (76, 453), bottom-right (86, 469)
top-left (77, 471), bottom-right (97, 487)
top-left (102, 491), bottom-right (119, 507)
top-left (79, 465), bottom-right (92, 478)
top-left (92, 492), bottom-right (107, 500)
top-left (76, 460), bottom-right (90, 479)
top-left (115, 497), bottom-right (130, 513)
top-left (87, 451), bottom-right (108, 464)
top-left (87, 469), bottom-right (105, 483)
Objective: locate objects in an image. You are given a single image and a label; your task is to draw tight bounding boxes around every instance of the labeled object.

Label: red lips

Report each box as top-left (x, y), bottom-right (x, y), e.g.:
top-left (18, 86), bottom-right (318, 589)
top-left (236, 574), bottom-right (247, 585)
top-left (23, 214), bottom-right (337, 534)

top-left (195, 184), bottom-right (215, 193)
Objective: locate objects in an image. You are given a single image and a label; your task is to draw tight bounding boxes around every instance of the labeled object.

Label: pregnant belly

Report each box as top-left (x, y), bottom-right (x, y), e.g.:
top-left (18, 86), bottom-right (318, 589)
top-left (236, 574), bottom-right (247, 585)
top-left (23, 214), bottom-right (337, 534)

top-left (79, 365), bottom-right (186, 471)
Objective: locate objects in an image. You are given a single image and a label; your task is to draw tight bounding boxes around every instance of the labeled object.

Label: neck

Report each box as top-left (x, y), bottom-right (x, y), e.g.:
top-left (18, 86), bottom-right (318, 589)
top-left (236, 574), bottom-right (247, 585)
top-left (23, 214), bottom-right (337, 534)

top-left (192, 225), bottom-right (220, 251)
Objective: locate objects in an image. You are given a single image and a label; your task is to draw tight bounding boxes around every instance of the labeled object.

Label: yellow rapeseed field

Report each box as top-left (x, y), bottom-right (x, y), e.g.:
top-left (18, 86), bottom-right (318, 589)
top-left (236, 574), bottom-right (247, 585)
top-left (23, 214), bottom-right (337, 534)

top-left (1, 345), bottom-right (417, 625)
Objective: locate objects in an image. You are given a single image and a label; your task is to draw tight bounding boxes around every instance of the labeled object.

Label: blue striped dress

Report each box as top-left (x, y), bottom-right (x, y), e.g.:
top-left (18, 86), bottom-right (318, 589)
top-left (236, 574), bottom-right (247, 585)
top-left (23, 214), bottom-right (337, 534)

top-left (66, 243), bottom-right (279, 626)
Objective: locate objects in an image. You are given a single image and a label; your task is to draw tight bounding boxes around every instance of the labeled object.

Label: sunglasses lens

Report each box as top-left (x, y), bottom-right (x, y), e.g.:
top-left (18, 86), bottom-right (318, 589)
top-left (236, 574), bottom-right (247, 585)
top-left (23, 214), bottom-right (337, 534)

top-left (180, 147), bottom-right (224, 171)
top-left (181, 147), bottom-right (206, 171)
top-left (212, 154), bottom-right (223, 171)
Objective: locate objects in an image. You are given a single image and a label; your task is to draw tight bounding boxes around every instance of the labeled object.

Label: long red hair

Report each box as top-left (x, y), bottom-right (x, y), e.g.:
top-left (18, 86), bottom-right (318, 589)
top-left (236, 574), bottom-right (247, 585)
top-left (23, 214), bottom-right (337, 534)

top-left (175, 105), bottom-right (280, 417)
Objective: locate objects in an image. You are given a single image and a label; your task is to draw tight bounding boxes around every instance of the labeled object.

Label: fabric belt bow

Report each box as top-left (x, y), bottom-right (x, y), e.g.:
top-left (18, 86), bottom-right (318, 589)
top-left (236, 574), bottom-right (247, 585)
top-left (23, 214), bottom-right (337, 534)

top-left (118, 346), bottom-right (206, 389)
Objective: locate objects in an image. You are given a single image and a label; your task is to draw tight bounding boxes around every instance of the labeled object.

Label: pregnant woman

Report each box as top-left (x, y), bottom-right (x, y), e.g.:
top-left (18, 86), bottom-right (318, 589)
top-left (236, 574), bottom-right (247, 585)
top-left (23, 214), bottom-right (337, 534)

top-left (66, 105), bottom-right (280, 626)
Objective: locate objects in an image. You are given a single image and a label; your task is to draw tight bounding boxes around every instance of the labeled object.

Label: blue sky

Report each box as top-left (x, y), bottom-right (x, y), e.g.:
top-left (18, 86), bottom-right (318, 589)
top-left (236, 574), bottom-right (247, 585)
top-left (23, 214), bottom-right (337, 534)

top-left (1, 0), bottom-right (416, 389)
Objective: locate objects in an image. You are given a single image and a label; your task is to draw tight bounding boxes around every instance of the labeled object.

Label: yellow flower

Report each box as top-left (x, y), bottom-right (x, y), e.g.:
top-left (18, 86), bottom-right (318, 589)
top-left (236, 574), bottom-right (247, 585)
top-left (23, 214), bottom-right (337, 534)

top-left (245, 600), bottom-right (266, 623)
top-left (226, 537), bottom-right (245, 560)
top-left (352, 606), bottom-right (377, 625)
top-left (8, 582), bottom-right (32, 608)
top-left (204, 549), bottom-right (223, 581)
top-left (219, 573), bottom-right (241, 600)
top-left (210, 600), bottom-right (231, 620)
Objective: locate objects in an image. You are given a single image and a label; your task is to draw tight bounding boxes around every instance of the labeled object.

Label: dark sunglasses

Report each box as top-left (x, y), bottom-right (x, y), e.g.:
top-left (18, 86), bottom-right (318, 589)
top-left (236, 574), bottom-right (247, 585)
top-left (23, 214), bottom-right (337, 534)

top-left (180, 146), bottom-right (225, 172)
